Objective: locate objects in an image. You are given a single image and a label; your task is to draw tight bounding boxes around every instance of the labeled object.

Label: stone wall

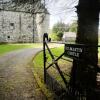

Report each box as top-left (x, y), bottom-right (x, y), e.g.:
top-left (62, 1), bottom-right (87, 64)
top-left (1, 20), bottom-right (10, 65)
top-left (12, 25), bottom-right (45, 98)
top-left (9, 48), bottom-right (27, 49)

top-left (35, 13), bottom-right (50, 42)
top-left (0, 11), bottom-right (33, 43)
top-left (0, 10), bottom-right (50, 43)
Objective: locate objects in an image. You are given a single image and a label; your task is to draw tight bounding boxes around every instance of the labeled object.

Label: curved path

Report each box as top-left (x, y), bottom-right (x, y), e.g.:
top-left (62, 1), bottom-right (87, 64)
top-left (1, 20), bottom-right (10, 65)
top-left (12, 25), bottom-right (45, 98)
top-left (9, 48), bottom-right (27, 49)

top-left (0, 48), bottom-right (45, 100)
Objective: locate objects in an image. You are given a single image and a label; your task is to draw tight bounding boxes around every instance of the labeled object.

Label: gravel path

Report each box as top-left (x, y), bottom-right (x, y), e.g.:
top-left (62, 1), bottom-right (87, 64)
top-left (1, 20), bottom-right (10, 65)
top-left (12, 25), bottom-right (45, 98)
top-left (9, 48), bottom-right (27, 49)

top-left (0, 48), bottom-right (45, 100)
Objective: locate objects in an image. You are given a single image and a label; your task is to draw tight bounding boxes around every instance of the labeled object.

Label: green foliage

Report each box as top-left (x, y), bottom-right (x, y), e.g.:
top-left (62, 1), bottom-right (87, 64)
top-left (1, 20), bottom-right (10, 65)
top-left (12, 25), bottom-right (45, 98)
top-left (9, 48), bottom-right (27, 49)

top-left (49, 33), bottom-right (59, 41)
top-left (52, 22), bottom-right (69, 33)
top-left (50, 21), bottom-right (77, 41)
top-left (57, 31), bottom-right (63, 38)
top-left (51, 22), bottom-right (69, 41)
top-left (69, 21), bottom-right (77, 33)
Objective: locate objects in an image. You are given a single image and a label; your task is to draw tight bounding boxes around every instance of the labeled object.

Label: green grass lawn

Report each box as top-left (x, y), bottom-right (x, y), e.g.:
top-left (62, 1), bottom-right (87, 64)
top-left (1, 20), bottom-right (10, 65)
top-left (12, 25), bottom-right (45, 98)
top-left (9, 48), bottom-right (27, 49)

top-left (33, 46), bottom-right (64, 68)
top-left (0, 43), bottom-right (42, 56)
top-left (33, 46), bottom-right (72, 88)
top-left (33, 46), bottom-right (64, 84)
top-left (34, 45), bottom-right (100, 88)
top-left (33, 46), bottom-right (64, 72)
top-left (33, 44), bottom-right (100, 71)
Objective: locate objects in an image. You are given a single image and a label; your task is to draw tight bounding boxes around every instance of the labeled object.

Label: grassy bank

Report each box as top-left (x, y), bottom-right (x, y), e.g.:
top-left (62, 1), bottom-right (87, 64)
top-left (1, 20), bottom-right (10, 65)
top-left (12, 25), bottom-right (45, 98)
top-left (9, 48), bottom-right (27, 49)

top-left (0, 43), bottom-right (42, 55)
top-left (33, 46), bottom-right (72, 88)
top-left (33, 45), bottom-right (100, 97)
top-left (34, 47), bottom-right (64, 68)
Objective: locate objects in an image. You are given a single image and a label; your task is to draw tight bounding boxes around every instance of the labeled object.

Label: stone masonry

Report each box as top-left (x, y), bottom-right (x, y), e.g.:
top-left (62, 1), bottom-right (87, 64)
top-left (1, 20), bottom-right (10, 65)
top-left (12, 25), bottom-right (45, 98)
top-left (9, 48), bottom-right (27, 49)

top-left (0, 2), bottom-right (50, 43)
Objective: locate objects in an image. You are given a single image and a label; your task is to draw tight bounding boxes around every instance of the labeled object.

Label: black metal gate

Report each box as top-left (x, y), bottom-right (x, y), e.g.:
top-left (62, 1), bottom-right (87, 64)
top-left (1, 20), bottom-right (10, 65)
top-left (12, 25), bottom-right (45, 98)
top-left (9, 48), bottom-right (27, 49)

top-left (43, 33), bottom-right (100, 100)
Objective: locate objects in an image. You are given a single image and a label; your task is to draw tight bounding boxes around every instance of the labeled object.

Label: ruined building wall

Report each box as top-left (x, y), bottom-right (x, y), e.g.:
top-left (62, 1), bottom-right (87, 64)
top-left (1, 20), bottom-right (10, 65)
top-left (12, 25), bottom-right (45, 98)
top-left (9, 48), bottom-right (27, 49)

top-left (0, 11), bottom-right (34, 43)
top-left (35, 13), bottom-right (50, 42)
top-left (0, 10), bottom-right (50, 43)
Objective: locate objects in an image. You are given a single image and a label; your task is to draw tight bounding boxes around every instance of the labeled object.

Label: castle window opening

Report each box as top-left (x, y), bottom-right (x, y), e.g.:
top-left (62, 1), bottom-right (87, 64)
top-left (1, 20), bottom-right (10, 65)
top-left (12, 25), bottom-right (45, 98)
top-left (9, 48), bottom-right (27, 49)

top-left (7, 36), bottom-right (10, 39)
top-left (28, 25), bottom-right (31, 28)
top-left (10, 23), bottom-right (15, 30)
top-left (10, 23), bottom-right (14, 26)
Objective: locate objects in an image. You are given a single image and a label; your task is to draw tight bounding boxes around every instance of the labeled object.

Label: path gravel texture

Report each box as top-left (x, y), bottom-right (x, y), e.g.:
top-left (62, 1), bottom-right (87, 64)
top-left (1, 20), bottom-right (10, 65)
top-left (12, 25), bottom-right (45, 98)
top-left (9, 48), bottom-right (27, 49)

top-left (0, 48), bottom-right (45, 100)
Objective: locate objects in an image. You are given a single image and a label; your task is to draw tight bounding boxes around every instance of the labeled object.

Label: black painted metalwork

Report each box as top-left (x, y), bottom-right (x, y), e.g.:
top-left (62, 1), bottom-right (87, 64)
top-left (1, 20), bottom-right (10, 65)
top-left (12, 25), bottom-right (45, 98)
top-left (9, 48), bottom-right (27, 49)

top-left (43, 33), bottom-right (100, 100)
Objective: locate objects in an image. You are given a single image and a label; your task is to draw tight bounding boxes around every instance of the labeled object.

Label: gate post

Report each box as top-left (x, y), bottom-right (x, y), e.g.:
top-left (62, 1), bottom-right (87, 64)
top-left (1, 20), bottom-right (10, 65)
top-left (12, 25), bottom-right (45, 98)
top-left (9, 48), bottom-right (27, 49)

top-left (43, 33), bottom-right (48, 83)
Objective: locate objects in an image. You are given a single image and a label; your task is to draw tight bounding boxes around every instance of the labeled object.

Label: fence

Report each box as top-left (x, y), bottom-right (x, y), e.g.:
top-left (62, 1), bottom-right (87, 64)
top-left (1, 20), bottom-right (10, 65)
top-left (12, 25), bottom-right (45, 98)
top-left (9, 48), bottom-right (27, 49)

top-left (43, 33), bottom-right (100, 100)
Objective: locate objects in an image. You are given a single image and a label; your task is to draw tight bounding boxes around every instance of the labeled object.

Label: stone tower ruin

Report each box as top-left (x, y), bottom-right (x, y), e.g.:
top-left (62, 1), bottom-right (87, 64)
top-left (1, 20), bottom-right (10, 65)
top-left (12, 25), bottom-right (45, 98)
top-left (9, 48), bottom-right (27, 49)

top-left (0, 0), bottom-right (49, 43)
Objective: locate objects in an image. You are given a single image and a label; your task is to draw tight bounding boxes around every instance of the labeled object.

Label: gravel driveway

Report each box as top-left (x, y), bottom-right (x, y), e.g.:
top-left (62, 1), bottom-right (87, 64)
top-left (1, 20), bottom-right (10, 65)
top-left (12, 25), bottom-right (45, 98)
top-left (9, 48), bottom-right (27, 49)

top-left (0, 48), bottom-right (45, 100)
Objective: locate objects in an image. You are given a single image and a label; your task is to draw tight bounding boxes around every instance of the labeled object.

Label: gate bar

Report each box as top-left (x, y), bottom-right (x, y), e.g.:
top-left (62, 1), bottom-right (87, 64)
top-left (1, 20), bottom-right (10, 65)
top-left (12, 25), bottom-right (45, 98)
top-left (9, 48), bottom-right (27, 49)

top-left (43, 33), bottom-right (68, 88)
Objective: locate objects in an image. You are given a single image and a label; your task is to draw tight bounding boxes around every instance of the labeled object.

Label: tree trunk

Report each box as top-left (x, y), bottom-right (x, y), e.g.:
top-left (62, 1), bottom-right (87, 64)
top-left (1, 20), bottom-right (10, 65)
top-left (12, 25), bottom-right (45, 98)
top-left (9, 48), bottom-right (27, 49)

top-left (69, 0), bottom-right (99, 99)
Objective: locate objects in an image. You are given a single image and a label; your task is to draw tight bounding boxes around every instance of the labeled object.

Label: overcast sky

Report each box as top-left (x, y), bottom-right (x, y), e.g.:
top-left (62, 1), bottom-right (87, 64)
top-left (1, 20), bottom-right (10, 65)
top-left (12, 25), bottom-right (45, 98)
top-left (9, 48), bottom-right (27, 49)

top-left (45, 0), bottom-right (78, 28)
